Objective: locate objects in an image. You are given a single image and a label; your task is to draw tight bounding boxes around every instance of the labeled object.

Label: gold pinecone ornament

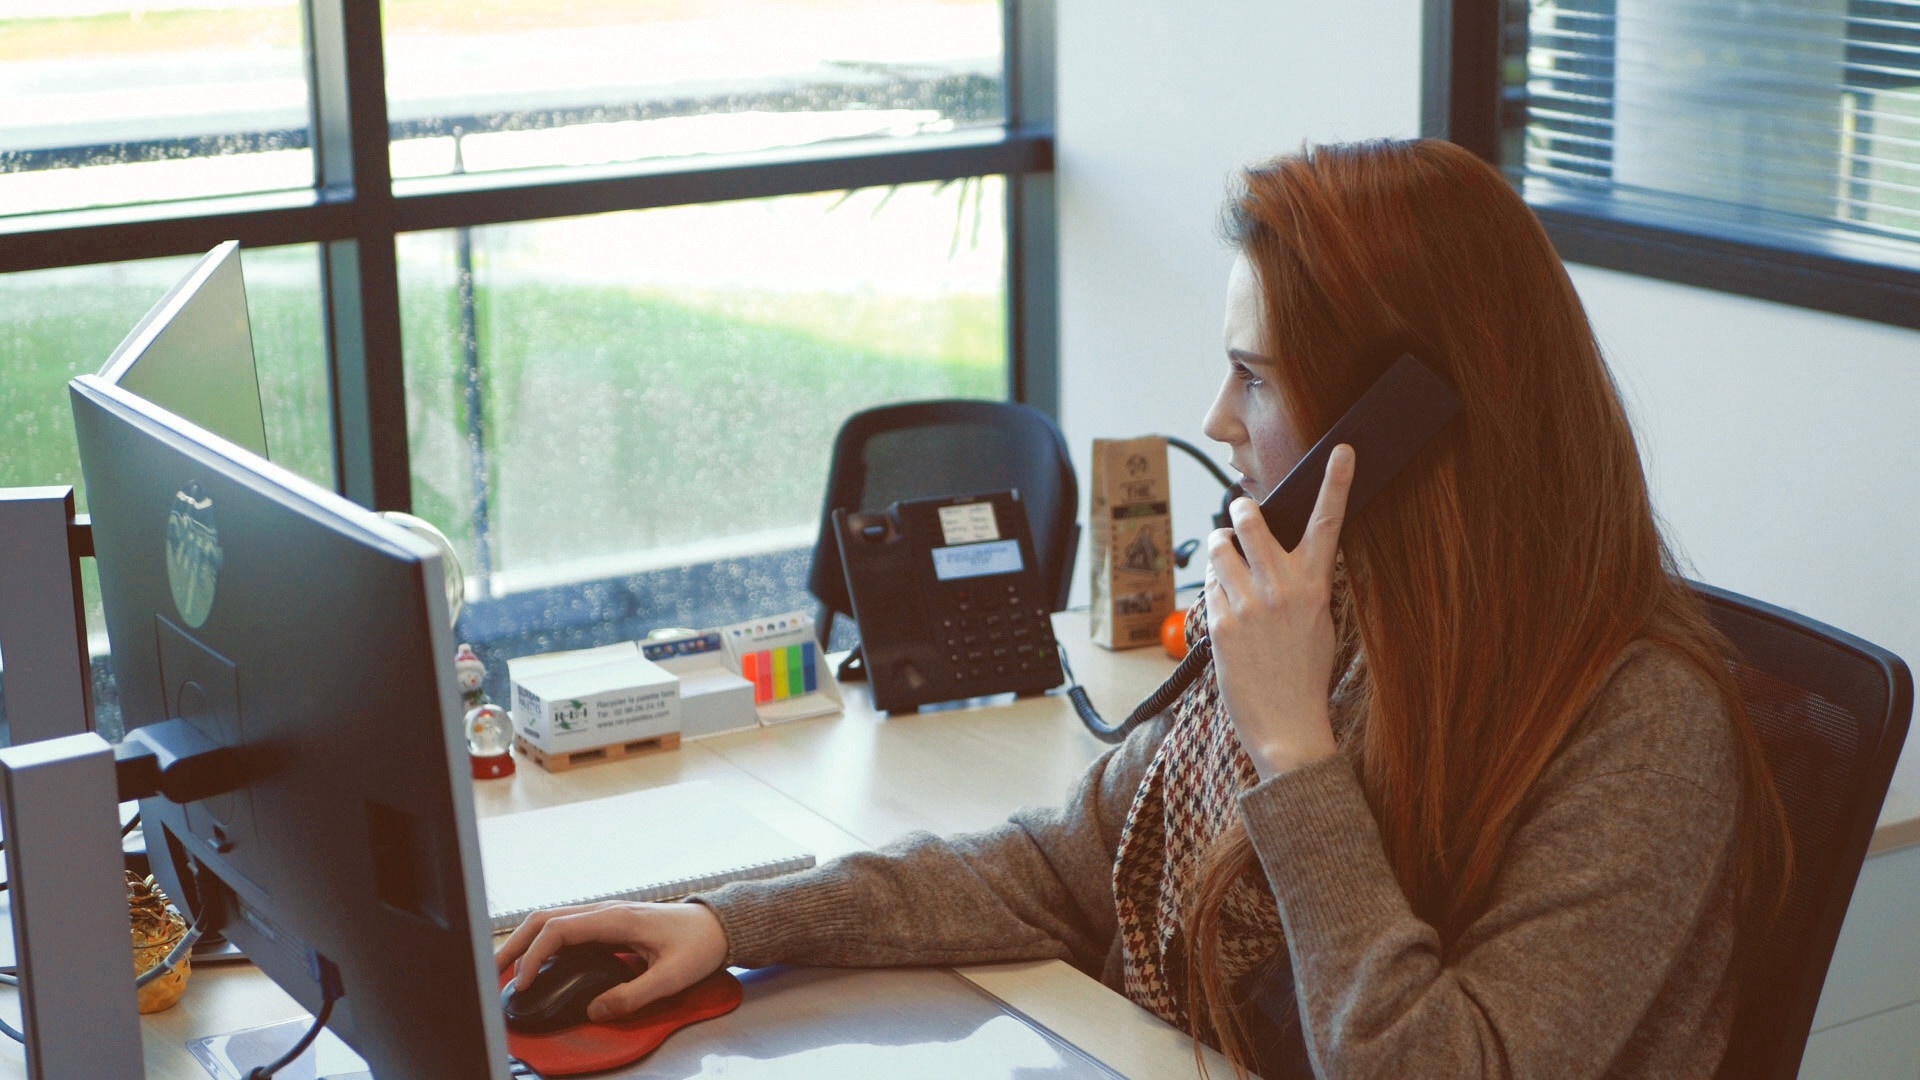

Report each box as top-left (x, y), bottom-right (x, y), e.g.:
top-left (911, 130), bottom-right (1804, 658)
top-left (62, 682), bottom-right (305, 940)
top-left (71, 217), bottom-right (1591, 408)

top-left (128, 871), bottom-right (190, 1013)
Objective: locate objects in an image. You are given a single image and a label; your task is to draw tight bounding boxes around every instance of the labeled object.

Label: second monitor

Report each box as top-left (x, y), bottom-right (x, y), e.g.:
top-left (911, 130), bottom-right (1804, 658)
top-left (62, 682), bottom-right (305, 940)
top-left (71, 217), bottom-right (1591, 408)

top-left (72, 372), bottom-right (511, 1079)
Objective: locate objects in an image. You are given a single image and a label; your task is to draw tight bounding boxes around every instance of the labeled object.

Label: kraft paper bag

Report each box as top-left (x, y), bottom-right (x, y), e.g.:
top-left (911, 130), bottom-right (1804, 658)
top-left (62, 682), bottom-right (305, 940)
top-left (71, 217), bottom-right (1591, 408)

top-left (1089, 436), bottom-right (1175, 650)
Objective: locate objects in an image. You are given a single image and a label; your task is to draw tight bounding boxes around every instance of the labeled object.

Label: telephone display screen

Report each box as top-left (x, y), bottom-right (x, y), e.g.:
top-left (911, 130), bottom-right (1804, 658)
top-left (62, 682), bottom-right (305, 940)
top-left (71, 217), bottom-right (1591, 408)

top-left (931, 539), bottom-right (1024, 581)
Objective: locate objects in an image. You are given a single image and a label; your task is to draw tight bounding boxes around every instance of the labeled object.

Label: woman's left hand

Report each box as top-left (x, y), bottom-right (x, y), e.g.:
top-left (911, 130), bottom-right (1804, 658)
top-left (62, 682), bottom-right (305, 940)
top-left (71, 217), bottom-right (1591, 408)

top-left (1205, 443), bottom-right (1354, 780)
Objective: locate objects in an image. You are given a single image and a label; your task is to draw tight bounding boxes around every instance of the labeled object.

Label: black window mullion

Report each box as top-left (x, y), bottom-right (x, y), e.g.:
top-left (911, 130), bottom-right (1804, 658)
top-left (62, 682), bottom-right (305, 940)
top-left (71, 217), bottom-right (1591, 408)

top-left (308, 0), bottom-right (411, 512)
top-left (1426, 0), bottom-right (1505, 161)
top-left (1005, 0), bottom-right (1059, 420)
top-left (391, 130), bottom-right (1048, 232)
top-left (0, 136), bottom-right (1048, 276)
top-left (0, 196), bottom-right (353, 273)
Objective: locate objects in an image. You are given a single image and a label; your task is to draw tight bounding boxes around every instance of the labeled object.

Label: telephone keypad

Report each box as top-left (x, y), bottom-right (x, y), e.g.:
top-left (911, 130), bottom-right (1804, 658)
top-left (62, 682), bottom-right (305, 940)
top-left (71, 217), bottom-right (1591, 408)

top-left (930, 580), bottom-right (1059, 695)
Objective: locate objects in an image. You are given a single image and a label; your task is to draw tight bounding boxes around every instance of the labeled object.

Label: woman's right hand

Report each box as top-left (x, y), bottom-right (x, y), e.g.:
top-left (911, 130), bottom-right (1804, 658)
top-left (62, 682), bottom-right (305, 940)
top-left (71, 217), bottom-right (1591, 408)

top-left (494, 900), bottom-right (730, 1022)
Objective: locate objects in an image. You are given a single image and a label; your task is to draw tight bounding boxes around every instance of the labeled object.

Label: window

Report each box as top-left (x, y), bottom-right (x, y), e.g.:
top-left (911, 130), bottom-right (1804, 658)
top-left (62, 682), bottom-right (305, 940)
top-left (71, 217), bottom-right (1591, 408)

top-left (0, 0), bottom-right (1055, 740)
top-left (0, 246), bottom-right (330, 741)
top-left (0, 1), bottom-right (313, 215)
top-left (1430, 0), bottom-right (1920, 328)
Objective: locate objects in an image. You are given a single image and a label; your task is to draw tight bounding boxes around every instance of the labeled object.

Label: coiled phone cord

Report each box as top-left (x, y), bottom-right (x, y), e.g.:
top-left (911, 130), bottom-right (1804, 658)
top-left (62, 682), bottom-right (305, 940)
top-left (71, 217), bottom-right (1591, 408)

top-left (1062, 636), bottom-right (1213, 744)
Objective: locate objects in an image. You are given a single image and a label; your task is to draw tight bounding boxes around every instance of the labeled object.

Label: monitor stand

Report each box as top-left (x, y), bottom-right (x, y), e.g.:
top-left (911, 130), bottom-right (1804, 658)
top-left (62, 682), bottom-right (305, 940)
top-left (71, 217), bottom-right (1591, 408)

top-left (0, 489), bottom-right (142, 1075)
top-left (0, 487), bottom-right (95, 744)
top-left (0, 733), bottom-right (144, 1078)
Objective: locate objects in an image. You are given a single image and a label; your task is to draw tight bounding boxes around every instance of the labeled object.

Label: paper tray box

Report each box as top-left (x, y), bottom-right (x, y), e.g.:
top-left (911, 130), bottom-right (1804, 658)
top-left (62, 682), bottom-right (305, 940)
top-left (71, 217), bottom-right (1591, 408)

top-left (509, 642), bottom-right (679, 755)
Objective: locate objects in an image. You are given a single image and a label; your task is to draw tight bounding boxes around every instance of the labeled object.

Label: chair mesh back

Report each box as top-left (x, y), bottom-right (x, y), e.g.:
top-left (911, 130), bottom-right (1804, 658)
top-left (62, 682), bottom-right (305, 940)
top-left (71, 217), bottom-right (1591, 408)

top-left (1699, 592), bottom-right (1897, 1080)
top-left (808, 400), bottom-right (1077, 624)
top-left (860, 424), bottom-right (1067, 527)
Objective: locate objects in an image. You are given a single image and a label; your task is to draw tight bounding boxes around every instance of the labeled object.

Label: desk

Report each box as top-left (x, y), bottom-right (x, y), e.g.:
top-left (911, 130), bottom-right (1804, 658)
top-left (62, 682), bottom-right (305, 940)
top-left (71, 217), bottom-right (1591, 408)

top-left (0, 610), bottom-right (1233, 1080)
top-left (6, 607), bottom-right (1913, 1079)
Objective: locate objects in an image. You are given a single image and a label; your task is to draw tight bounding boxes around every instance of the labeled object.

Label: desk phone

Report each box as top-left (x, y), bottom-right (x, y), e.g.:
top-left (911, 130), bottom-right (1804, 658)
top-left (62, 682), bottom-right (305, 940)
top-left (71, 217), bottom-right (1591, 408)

top-left (834, 490), bottom-right (1065, 713)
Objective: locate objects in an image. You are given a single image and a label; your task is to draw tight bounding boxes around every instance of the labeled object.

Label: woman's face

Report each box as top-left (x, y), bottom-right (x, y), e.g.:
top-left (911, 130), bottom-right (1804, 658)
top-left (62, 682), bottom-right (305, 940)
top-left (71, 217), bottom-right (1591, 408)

top-left (1202, 255), bottom-right (1305, 502)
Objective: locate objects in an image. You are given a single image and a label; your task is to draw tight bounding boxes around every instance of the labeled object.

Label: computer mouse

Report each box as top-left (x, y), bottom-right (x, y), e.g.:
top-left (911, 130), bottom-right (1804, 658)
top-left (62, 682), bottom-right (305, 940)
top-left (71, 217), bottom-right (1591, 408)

top-left (501, 942), bottom-right (643, 1034)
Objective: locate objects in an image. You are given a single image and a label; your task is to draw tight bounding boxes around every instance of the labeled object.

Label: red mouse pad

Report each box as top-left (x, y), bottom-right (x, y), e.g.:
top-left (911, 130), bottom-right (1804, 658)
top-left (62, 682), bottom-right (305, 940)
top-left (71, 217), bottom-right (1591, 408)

top-left (500, 959), bottom-right (743, 1076)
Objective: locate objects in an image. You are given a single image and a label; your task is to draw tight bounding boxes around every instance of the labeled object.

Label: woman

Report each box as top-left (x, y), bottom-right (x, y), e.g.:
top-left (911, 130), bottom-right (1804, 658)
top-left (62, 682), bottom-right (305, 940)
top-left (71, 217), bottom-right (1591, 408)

top-left (497, 139), bottom-right (1785, 1079)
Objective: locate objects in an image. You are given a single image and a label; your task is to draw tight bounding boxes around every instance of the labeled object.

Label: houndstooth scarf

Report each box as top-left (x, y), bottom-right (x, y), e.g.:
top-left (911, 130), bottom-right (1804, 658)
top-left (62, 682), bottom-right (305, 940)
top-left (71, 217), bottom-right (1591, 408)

top-left (1112, 596), bottom-right (1283, 1030)
top-left (1113, 592), bottom-right (1362, 1032)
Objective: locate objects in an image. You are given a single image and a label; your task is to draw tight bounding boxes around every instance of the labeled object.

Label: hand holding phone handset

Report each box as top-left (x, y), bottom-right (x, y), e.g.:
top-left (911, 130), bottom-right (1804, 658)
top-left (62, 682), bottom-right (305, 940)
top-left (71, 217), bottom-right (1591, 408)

top-left (1068, 354), bottom-right (1464, 742)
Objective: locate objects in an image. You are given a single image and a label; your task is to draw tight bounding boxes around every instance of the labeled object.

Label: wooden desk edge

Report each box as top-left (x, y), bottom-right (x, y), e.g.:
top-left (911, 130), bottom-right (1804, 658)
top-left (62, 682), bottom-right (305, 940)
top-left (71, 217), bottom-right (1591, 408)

top-left (1870, 781), bottom-right (1919, 855)
top-left (956, 959), bottom-right (1233, 1079)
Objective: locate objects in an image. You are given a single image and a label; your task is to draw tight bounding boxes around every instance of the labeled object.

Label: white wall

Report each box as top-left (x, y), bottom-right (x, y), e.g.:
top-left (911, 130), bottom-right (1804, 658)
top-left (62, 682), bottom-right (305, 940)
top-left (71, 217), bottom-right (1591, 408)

top-left (1055, 0), bottom-right (1920, 790)
top-left (1577, 266), bottom-right (1920, 790)
top-left (1055, 0), bottom-right (1424, 600)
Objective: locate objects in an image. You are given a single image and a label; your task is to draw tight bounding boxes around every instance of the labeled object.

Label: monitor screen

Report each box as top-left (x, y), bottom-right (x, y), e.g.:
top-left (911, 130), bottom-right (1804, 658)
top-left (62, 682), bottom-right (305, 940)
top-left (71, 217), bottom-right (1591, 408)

top-left (70, 374), bottom-right (510, 1080)
top-left (97, 240), bottom-right (269, 460)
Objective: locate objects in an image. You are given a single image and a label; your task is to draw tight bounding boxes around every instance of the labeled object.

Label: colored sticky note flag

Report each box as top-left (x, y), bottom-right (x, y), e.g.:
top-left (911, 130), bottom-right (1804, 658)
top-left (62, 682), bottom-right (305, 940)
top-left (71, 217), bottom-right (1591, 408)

top-left (741, 643), bottom-right (818, 704)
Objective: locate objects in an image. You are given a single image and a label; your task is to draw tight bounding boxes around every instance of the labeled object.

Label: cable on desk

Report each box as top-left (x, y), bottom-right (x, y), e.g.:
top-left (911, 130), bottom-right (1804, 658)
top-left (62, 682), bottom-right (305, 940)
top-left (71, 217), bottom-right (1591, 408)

top-left (0, 965), bottom-right (17, 1044)
top-left (135, 897), bottom-right (212, 989)
top-left (0, 859), bottom-right (207, 1046)
top-left (1061, 636), bottom-right (1214, 744)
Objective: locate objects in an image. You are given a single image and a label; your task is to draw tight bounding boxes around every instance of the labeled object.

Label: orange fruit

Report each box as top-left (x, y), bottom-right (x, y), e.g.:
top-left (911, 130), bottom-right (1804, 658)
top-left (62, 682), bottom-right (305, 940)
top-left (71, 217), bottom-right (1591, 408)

top-left (1161, 609), bottom-right (1188, 659)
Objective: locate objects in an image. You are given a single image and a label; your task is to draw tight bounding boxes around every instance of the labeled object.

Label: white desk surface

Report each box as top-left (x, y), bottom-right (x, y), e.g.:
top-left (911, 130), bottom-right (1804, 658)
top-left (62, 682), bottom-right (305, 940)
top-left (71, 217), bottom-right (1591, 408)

top-left (3, 605), bottom-right (1912, 1078)
top-left (0, 610), bottom-right (1233, 1080)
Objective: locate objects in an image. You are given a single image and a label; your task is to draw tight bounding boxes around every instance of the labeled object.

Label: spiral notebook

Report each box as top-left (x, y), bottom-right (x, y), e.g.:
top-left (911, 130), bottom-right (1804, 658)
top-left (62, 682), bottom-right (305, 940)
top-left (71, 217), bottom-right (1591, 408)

top-left (477, 781), bottom-right (816, 933)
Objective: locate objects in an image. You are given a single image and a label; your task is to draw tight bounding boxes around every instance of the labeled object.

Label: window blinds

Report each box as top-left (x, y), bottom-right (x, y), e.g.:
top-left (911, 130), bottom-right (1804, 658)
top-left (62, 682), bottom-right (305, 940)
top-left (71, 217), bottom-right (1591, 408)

top-left (1511, 0), bottom-right (1920, 241)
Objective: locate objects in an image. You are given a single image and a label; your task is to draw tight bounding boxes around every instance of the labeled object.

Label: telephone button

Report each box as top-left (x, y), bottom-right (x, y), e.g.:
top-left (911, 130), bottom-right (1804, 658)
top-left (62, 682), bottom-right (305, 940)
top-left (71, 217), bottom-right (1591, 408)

top-left (1015, 643), bottom-right (1035, 656)
top-left (994, 663), bottom-right (1010, 675)
top-left (983, 614), bottom-right (1003, 628)
top-left (944, 636), bottom-right (959, 647)
top-left (991, 647), bottom-right (1010, 660)
top-left (967, 649), bottom-right (985, 662)
top-left (1011, 627), bottom-right (1031, 640)
top-left (1007, 609), bottom-right (1027, 624)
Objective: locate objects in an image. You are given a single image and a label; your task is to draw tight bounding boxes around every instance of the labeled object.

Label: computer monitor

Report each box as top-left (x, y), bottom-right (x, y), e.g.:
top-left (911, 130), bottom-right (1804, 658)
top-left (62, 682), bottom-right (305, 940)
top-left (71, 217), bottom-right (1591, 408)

top-left (97, 239), bottom-right (269, 459)
top-left (69, 374), bottom-right (510, 1079)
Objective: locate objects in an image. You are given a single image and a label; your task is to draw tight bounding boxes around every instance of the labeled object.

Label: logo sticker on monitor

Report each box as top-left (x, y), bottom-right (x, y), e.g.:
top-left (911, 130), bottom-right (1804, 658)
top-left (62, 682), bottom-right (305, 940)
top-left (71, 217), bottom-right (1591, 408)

top-left (166, 481), bottom-right (223, 628)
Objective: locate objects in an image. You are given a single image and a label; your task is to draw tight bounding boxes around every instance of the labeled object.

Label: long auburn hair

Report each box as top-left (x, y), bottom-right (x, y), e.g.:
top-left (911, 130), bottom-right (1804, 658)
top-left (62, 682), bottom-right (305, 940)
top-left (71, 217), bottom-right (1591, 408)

top-left (1183, 139), bottom-right (1788, 1073)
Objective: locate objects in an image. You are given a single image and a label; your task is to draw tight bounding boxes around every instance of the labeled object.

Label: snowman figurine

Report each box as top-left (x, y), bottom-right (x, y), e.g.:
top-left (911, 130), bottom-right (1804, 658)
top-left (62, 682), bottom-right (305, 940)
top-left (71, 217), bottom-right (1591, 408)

top-left (454, 643), bottom-right (515, 779)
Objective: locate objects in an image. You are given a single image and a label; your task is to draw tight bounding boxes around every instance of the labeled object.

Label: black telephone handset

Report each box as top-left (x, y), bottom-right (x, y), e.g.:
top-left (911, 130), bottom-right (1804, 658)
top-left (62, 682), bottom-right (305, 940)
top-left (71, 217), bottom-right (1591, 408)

top-left (1242, 352), bottom-right (1464, 555)
top-left (1075, 353), bottom-right (1464, 742)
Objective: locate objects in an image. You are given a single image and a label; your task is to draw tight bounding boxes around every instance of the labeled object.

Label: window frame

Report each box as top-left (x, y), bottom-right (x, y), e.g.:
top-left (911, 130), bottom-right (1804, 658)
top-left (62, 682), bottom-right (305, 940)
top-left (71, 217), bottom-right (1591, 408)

top-left (1425, 0), bottom-right (1920, 331)
top-left (0, 0), bottom-right (1059, 514)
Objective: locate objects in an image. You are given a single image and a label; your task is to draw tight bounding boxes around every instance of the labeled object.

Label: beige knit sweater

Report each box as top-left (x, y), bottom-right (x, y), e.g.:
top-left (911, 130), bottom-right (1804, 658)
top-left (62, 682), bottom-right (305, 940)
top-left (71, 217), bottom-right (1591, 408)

top-left (693, 641), bottom-right (1742, 1079)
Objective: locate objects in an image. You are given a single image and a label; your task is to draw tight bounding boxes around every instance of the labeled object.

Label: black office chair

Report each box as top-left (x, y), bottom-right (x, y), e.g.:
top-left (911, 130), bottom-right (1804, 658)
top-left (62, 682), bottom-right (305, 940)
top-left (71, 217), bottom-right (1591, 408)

top-left (808, 399), bottom-right (1080, 651)
top-left (1691, 581), bottom-right (1913, 1080)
